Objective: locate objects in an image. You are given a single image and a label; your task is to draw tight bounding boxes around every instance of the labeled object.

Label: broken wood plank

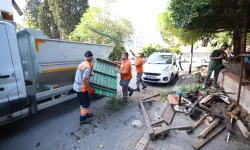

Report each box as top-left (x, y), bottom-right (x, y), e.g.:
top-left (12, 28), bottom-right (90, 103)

top-left (168, 94), bottom-right (179, 105)
top-left (199, 103), bottom-right (228, 119)
top-left (143, 99), bottom-right (161, 103)
top-left (185, 96), bottom-right (204, 115)
top-left (198, 102), bottom-right (235, 139)
top-left (154, 125), bottom-right (193, 136)
top-left (139, 100), bottom-right (155, 139)
top-left (236, 119), bottom-right (250, 139)
top-left (187, 114), bottom-right (209, 133)
top-left (223, 108), bottom-right (233, 133)
top-left (163, 103), bottom-right (175, 125)
top-left (199, 95), bottom-right (213, 104)
top-left (142, 94), bottom-right (160, 102)
top-left (227, 117), bottom-right (233, 143)
top-left (193, 124), bottom-right (226, 150)
top-left (151, 119), bottom-right (164, 126)
top-left (203, 119), bottom-right (211, 126)
top-left (198, 118), bottom-right (221, 139)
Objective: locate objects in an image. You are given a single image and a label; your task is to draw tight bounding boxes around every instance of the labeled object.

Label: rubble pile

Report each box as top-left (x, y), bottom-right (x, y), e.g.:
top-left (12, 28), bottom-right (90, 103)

top-left (139, 82), bottom-right (250, 149)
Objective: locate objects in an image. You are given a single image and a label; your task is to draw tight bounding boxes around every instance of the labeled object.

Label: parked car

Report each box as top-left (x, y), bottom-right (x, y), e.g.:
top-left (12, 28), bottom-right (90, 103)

top-left (198, 56), bottom-right (210, 63)
top-left (142, 52), bottom-right (179, 84)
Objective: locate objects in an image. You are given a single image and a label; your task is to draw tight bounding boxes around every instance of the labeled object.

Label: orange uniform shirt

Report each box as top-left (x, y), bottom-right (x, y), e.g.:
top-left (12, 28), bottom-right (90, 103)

top-left (120, 59), bottom-right (132, 80)
top-left (135, 56), bottom-right (144, 73)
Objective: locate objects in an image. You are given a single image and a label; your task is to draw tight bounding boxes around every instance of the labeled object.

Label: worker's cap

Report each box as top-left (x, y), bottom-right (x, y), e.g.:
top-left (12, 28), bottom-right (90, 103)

top-left (85, 51), bottom-right (93, 57)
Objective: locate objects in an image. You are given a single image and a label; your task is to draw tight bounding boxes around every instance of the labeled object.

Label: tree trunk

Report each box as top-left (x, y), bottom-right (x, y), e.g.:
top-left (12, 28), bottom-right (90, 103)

top-left (233, 29), bottom-right (241, 62)
top-left (189, 44), bottom-right (194, 74)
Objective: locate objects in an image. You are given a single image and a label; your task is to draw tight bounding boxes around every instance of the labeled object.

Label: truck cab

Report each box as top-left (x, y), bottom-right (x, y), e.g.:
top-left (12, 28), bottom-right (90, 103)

top-left (0, 21), bottom-right (28, 124)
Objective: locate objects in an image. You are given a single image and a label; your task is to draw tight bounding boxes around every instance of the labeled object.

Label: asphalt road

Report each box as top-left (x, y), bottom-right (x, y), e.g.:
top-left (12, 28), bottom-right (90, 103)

top-left (0, 62), bottom-right (202, 150)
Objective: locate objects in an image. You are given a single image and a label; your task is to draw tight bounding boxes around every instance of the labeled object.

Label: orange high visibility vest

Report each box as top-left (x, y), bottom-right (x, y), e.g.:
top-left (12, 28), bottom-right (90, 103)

top-left (73, 61), bottom-right (93, 92)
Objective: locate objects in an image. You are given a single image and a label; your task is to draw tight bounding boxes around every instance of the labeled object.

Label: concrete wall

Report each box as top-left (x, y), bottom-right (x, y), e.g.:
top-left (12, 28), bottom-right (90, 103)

top-left (218, 70), bottom-right (250, 113)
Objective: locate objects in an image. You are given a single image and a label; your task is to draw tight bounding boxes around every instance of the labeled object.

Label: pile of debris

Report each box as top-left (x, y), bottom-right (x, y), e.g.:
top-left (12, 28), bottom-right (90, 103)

top-left (139, 90), bottom-right (250, 149)
top-left (194, 65), bottom-right (213, 85)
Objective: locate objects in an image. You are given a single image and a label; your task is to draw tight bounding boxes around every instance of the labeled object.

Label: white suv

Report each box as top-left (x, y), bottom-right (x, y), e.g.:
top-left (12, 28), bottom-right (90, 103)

top-left (142, 52), bottom-right (179, 84)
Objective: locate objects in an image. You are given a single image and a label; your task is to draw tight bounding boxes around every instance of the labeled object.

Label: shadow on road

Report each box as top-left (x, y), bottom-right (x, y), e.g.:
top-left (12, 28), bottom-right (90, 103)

top-left (144, 76), bottom-right (181, 89)
top-left (0, 98), bottom-right (79, 139)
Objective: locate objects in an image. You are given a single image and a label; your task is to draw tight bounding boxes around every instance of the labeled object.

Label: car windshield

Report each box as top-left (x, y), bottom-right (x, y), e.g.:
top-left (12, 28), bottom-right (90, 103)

top-left (146, 54), bottom-right (172, 64)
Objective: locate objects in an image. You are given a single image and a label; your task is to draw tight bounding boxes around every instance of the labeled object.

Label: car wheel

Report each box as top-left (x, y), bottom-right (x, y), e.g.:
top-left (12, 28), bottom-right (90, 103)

top-left (175, 69), bottom-right (179, 78)
top-left (201, 59), bottom-right (206, 63)
top-left (167, 73), bottom-right (174, 86)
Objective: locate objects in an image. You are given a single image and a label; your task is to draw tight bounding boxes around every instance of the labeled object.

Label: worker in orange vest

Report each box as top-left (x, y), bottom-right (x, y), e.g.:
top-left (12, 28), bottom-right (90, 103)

top-left (114, 52), bottom-right (134, 102)
top-left (129, 50), bottom-right (147, 91)
top-left (73, 51), bottom-right (94, 125)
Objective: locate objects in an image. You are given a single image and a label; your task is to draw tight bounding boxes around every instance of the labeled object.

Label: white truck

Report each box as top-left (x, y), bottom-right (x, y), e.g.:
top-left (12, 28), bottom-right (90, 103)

top-left (0, 21), bottom-right (114, 125)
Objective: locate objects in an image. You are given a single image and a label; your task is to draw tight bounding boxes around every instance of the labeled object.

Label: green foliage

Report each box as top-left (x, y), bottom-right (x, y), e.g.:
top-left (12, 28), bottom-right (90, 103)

top-left (141, 44), bottom-right (157, 57)
top-left (16, 24), bottom-right (24, 31)
top-left (24, 12), bottom-right (37, 29)
top-left (247, 34), bottom-right (250, 48)
top-left (169, 0), bottom-right (247, 33)
top-left (106, 98), bottom-right (126, 112)
top-left (179, 83), bottom-right (197, 92)
top-left (168, 47), bottom-right (181, 54)
top-left (38, 0), bottom-right (60, 39)
top-left (141, 43), bottom-right (181, 57)
top-left (157, 9), bottom-right (202, 46)
top-left (48, 0), bottom-right (89, 39)
top-left (213, 32), bottom-right (232, 47)
top-left (108, 43), bottom-right (126, 61)
top-left (69, 7), bottom-right (134, 61)
top-left (24, 0), bottom-right (41, 28)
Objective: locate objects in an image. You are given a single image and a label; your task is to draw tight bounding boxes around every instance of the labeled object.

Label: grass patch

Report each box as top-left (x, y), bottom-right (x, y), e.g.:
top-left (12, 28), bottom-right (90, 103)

top-left (105, 98), bottom-right (126, 112)
top-left (159, 90), bottom-right (174, 102)
top-left (179, 83), bottom-right (198, 92)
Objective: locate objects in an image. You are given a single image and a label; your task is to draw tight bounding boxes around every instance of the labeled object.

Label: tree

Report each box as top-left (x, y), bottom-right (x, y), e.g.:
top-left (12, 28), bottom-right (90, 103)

top-left (169, 0), bottom-right (250, 59)
top-left (24, 0), bottom-right (41, 28)
top-left (38, 0), bottom-right (60, 39)
top-left (48, 0), bottom-right (89, 39)
top-left (16, 23), bottom-right (24, 31)
top-left (158, 9), bottom-right (202, 73)
top-left (141, 44), bottom-right (157, 58)
top-left (69, 7), bottom-right (134, 61)
top-left (24, 12), bottom-right (37, 29)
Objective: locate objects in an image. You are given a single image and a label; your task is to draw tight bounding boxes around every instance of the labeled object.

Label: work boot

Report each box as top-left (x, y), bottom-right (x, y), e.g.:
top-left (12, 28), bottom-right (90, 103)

top-left (79, 118), bottom-right (92, 125)
top-left (86, 113), bottom-right (94, 118)
top-left (129, 89), bottom-right (134, 96)
top-left (135, 88), bottom-right (140, 92)
top-left (142, 85), bottom-right (147, 89)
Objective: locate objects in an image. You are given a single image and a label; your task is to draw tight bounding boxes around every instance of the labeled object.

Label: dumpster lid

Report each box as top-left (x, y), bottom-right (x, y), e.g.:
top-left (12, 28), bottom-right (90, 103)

top-left (89, 58), bottom-right (117, 97)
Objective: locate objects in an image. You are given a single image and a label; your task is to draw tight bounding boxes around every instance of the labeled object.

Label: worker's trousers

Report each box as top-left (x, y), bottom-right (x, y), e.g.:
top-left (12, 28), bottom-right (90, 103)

top-left (136, 72), bottom-right (146, 89)
top-left (120, 79), bottom-right (133, 100)
top-left (77, 92), bottom-right (90, 121)
top-left (203, 66), bottom-right (221, 87)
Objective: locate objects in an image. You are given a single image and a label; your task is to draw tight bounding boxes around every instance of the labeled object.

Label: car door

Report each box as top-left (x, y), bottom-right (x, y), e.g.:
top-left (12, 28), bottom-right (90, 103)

top-left (0, 23), bottom-right (21, 119)
top-left (172, 54), bottom-right (178, 75)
